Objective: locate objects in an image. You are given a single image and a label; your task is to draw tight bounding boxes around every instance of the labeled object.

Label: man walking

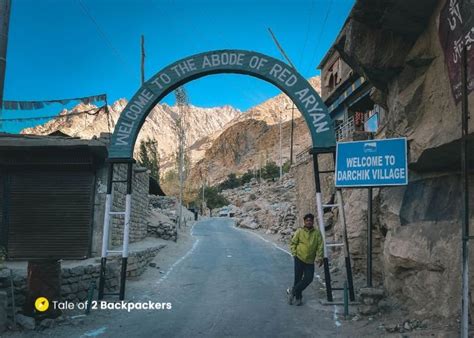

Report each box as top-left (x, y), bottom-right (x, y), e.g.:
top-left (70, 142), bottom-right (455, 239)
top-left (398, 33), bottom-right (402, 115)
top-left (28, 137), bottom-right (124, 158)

top-left (287, 213), bottom-right (324, 306)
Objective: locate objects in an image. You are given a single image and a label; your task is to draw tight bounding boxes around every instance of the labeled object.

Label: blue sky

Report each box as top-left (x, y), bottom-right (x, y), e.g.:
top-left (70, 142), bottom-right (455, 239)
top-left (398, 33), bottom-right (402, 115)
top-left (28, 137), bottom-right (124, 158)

top-left (3, 0), bottom-right (354, 133)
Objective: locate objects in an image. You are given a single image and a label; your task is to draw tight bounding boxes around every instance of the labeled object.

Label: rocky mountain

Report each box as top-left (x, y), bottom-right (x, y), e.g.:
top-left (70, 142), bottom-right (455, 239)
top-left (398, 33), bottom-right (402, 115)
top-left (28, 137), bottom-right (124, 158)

top-left (189, 117), bottom-right (311, 186)
top-left (21, 76), bottom-right (320, 178)
top-left (233, 76), bottom-right (321, 126)
top-left (188, 76), bottom-right (321, 185)
top-left (21, 99), bottom-right (241, 169)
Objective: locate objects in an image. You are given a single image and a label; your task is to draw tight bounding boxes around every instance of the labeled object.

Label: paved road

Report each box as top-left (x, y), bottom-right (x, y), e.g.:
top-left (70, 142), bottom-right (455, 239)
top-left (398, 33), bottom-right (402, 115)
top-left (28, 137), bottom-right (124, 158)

top-left (20, 218), bottom-right (345, 337)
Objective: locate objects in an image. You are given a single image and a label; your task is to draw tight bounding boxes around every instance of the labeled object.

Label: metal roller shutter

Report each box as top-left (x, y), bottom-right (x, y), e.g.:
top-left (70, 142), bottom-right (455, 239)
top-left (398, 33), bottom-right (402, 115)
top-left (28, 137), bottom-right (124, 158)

top-left (7, 169), bottom-right (94, 259)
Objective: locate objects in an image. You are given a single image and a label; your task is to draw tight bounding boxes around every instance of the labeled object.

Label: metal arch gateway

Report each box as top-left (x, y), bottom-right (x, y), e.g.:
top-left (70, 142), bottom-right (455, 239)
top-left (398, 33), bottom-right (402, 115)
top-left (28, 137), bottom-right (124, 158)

top-left (100, 50), bottom-right (338, 301)
top-left (109, 49), bottom-right (336, 159)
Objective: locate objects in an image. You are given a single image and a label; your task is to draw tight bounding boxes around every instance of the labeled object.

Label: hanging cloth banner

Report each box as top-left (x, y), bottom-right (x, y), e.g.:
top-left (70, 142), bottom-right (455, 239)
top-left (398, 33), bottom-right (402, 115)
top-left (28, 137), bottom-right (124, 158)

top-left (0, 105), bottom-right (106, 122)
top-left (438, 0), bottom-right (474, 103)
top-left (2, 94), bottom-right (107, 111)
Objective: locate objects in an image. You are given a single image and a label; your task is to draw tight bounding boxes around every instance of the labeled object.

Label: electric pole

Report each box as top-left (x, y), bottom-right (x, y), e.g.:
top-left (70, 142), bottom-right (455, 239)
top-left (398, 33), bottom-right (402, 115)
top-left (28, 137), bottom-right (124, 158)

top-left (286, 104), bottom-right (297, 164)
top-left (199, 167), bottom-right (206, 216)
top-left (174, 86), bottom-right (188, 228)
top-left (141, 35), bottom-right (145, 85)
top-left (279, 110), bottom-right (283, 180)
top-left (0, 0), bottom-right (12, 132)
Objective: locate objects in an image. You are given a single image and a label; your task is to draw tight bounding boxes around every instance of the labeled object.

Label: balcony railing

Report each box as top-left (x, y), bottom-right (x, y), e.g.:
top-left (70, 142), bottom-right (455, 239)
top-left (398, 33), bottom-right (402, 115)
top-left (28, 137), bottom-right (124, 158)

top-left (294, 113), bottom-right (379, 165)
top-left (335, 115), bottom-right (355, 141)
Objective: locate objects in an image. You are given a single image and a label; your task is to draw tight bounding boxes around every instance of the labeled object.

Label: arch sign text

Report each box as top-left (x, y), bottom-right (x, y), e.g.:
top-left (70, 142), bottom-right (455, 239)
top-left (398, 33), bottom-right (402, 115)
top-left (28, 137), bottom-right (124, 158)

top-left (109, 50), bottom-right (336, 159)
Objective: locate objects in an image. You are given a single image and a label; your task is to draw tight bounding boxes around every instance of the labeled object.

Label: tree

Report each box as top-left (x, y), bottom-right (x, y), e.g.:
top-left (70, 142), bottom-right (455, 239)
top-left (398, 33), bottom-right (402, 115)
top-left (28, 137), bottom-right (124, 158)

top-left (174, 86), bottom-right (190, 228)
top-left (138, 137), bottom-right (160, 180)
top-left (160, 169), bottom-right (179, 196)
top-left (218, 173), bottom-right (240, 191)
top-left (282, 159), bottom-right (292, 174)
top-left (262, 161), bottom-right (280, 180)
top-left (240, 170), bottom-right (255, 185)
top-left (198, 186), bottom-right (228, 215)
top-left (174, 150), bottom-right (191, 180)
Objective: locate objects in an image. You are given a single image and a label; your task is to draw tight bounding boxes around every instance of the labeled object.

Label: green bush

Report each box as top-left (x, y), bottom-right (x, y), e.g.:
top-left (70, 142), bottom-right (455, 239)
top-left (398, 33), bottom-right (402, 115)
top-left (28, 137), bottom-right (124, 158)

top-left (262, 161), bottom-right (280, 180)
top-left (282, 160), bottom-right (291, 174)
top-left (240, 170), bottom-right (255, 185)
top-left (204, 186), bottom-right (229, 212)
top-left (218, 173), bottom-right (241, 191)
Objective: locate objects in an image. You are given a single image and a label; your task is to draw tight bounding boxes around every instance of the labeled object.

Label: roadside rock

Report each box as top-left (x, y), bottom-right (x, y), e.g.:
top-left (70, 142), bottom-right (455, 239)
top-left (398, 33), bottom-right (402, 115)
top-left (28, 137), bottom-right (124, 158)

top-left (147, 196), bottom-right (194, 241)
top-left (39, 318), bottom-right (55, 329)
top-left (222, 174), bottom-right (299, 242)
top-left (16, 314), bottom-right (35, 330)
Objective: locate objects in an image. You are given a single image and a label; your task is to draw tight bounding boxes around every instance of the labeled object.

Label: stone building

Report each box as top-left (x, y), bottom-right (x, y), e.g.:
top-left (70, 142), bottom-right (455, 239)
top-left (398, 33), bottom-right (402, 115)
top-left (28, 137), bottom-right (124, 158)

top-left (0, 132), bottom-right (153, 326)
top-left (294, 0), bottom-right (474, 320)
top-left (318, 48), bottom-right (384, 141)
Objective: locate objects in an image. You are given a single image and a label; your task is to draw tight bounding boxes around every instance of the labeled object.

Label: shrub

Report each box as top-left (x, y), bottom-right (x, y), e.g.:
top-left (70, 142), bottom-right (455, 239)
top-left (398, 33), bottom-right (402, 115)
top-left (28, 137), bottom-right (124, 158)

top-left (262, 161), bottom-right (280, 180)
top-left (218, 173), bottom-right (241, 191)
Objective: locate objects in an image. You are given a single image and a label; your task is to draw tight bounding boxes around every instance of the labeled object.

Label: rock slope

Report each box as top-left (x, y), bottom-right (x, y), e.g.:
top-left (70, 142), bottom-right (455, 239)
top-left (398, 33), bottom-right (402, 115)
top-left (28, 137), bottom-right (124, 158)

top-left (21, 100), bottom-right (240, 170)
top-left (221, 174), bottom-right (299, 243)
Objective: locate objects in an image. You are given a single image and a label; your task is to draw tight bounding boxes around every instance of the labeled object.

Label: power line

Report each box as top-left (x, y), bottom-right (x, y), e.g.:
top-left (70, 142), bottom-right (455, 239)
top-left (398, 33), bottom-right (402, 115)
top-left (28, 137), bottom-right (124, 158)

top-left (305, 0), bottom-right (334, 74)
top-left (298, 0), bottom-right (316, 70)
top-left (268, 28), bottom-right (297, 69)
top-left (76, 0), bottom-right (138, 81)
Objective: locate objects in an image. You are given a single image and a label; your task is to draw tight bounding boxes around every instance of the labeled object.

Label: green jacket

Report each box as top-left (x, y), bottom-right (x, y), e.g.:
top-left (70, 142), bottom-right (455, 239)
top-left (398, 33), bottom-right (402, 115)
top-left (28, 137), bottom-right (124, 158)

top-left (290, 227), bottom-right (324, 264)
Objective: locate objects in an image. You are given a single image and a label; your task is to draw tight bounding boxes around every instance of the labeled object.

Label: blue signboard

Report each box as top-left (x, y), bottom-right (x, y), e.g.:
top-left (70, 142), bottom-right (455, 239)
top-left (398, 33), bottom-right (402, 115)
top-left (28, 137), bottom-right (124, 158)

top-left (335, 138), bottom-right (408, 187)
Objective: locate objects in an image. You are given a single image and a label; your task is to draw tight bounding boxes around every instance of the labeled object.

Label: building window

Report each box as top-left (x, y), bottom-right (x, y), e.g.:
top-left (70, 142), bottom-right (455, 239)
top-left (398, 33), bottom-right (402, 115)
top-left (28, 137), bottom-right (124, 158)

top-left (325, 58), bottom-right (341, 94)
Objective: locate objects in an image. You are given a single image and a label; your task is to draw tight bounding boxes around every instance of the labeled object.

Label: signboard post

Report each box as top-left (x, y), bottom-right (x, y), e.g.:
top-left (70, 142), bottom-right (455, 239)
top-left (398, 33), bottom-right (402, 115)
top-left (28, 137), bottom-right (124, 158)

top-left (335, 137), bottom-right (408, 287)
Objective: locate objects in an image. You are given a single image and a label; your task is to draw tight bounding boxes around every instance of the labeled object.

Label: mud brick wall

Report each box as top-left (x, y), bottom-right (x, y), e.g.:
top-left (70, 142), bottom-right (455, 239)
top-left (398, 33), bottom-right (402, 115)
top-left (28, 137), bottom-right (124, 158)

top-left (110, 164), bottom-right (150, 247)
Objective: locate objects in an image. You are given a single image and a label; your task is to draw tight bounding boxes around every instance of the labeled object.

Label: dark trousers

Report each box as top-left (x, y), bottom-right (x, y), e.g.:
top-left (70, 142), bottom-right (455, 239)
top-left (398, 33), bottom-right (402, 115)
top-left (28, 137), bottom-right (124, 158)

top-left (292, 256), bottom-right (314, 300)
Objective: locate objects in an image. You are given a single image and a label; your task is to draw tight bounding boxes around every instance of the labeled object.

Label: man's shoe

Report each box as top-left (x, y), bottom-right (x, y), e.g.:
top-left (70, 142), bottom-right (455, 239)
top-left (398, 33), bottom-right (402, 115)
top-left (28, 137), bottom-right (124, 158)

top-left (296, 298), bottom-right (303, 306)
top-left (286, 288), bottom-right (294, 305)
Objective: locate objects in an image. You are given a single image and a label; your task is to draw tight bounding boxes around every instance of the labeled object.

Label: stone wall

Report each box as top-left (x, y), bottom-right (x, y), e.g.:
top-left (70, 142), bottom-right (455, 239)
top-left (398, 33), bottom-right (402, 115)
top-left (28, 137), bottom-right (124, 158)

top-left (0, 263), bottom-right (119, 313)
top-left (91, 163), bottom-right (151, 256)
top-left (147, 215), bottom-right (177, 241)
top-left (110, 164), bottom-right (150, 247)
top-left (108, 244), bottom-right (165, 278)
top-left (61, 263), bottom-right (119, 302)
top-left (0, 242), bottom-right (164, 320)
top-left (147, 196), bottom-right (194, 241)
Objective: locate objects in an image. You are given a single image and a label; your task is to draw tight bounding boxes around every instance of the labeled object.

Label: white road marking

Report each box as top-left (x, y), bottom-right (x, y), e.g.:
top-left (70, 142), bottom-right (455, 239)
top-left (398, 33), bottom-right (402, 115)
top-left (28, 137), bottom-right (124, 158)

top-left (334, 306), bottom-right (342, 327)
top-left (81, 326), bottom-right (107, 337)
top-left (155, 222), bottom-right (200, 286)
top-left (232, 225), bottom-right (292, 256)
top-left (71, 314), bottom-right (87, 319)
